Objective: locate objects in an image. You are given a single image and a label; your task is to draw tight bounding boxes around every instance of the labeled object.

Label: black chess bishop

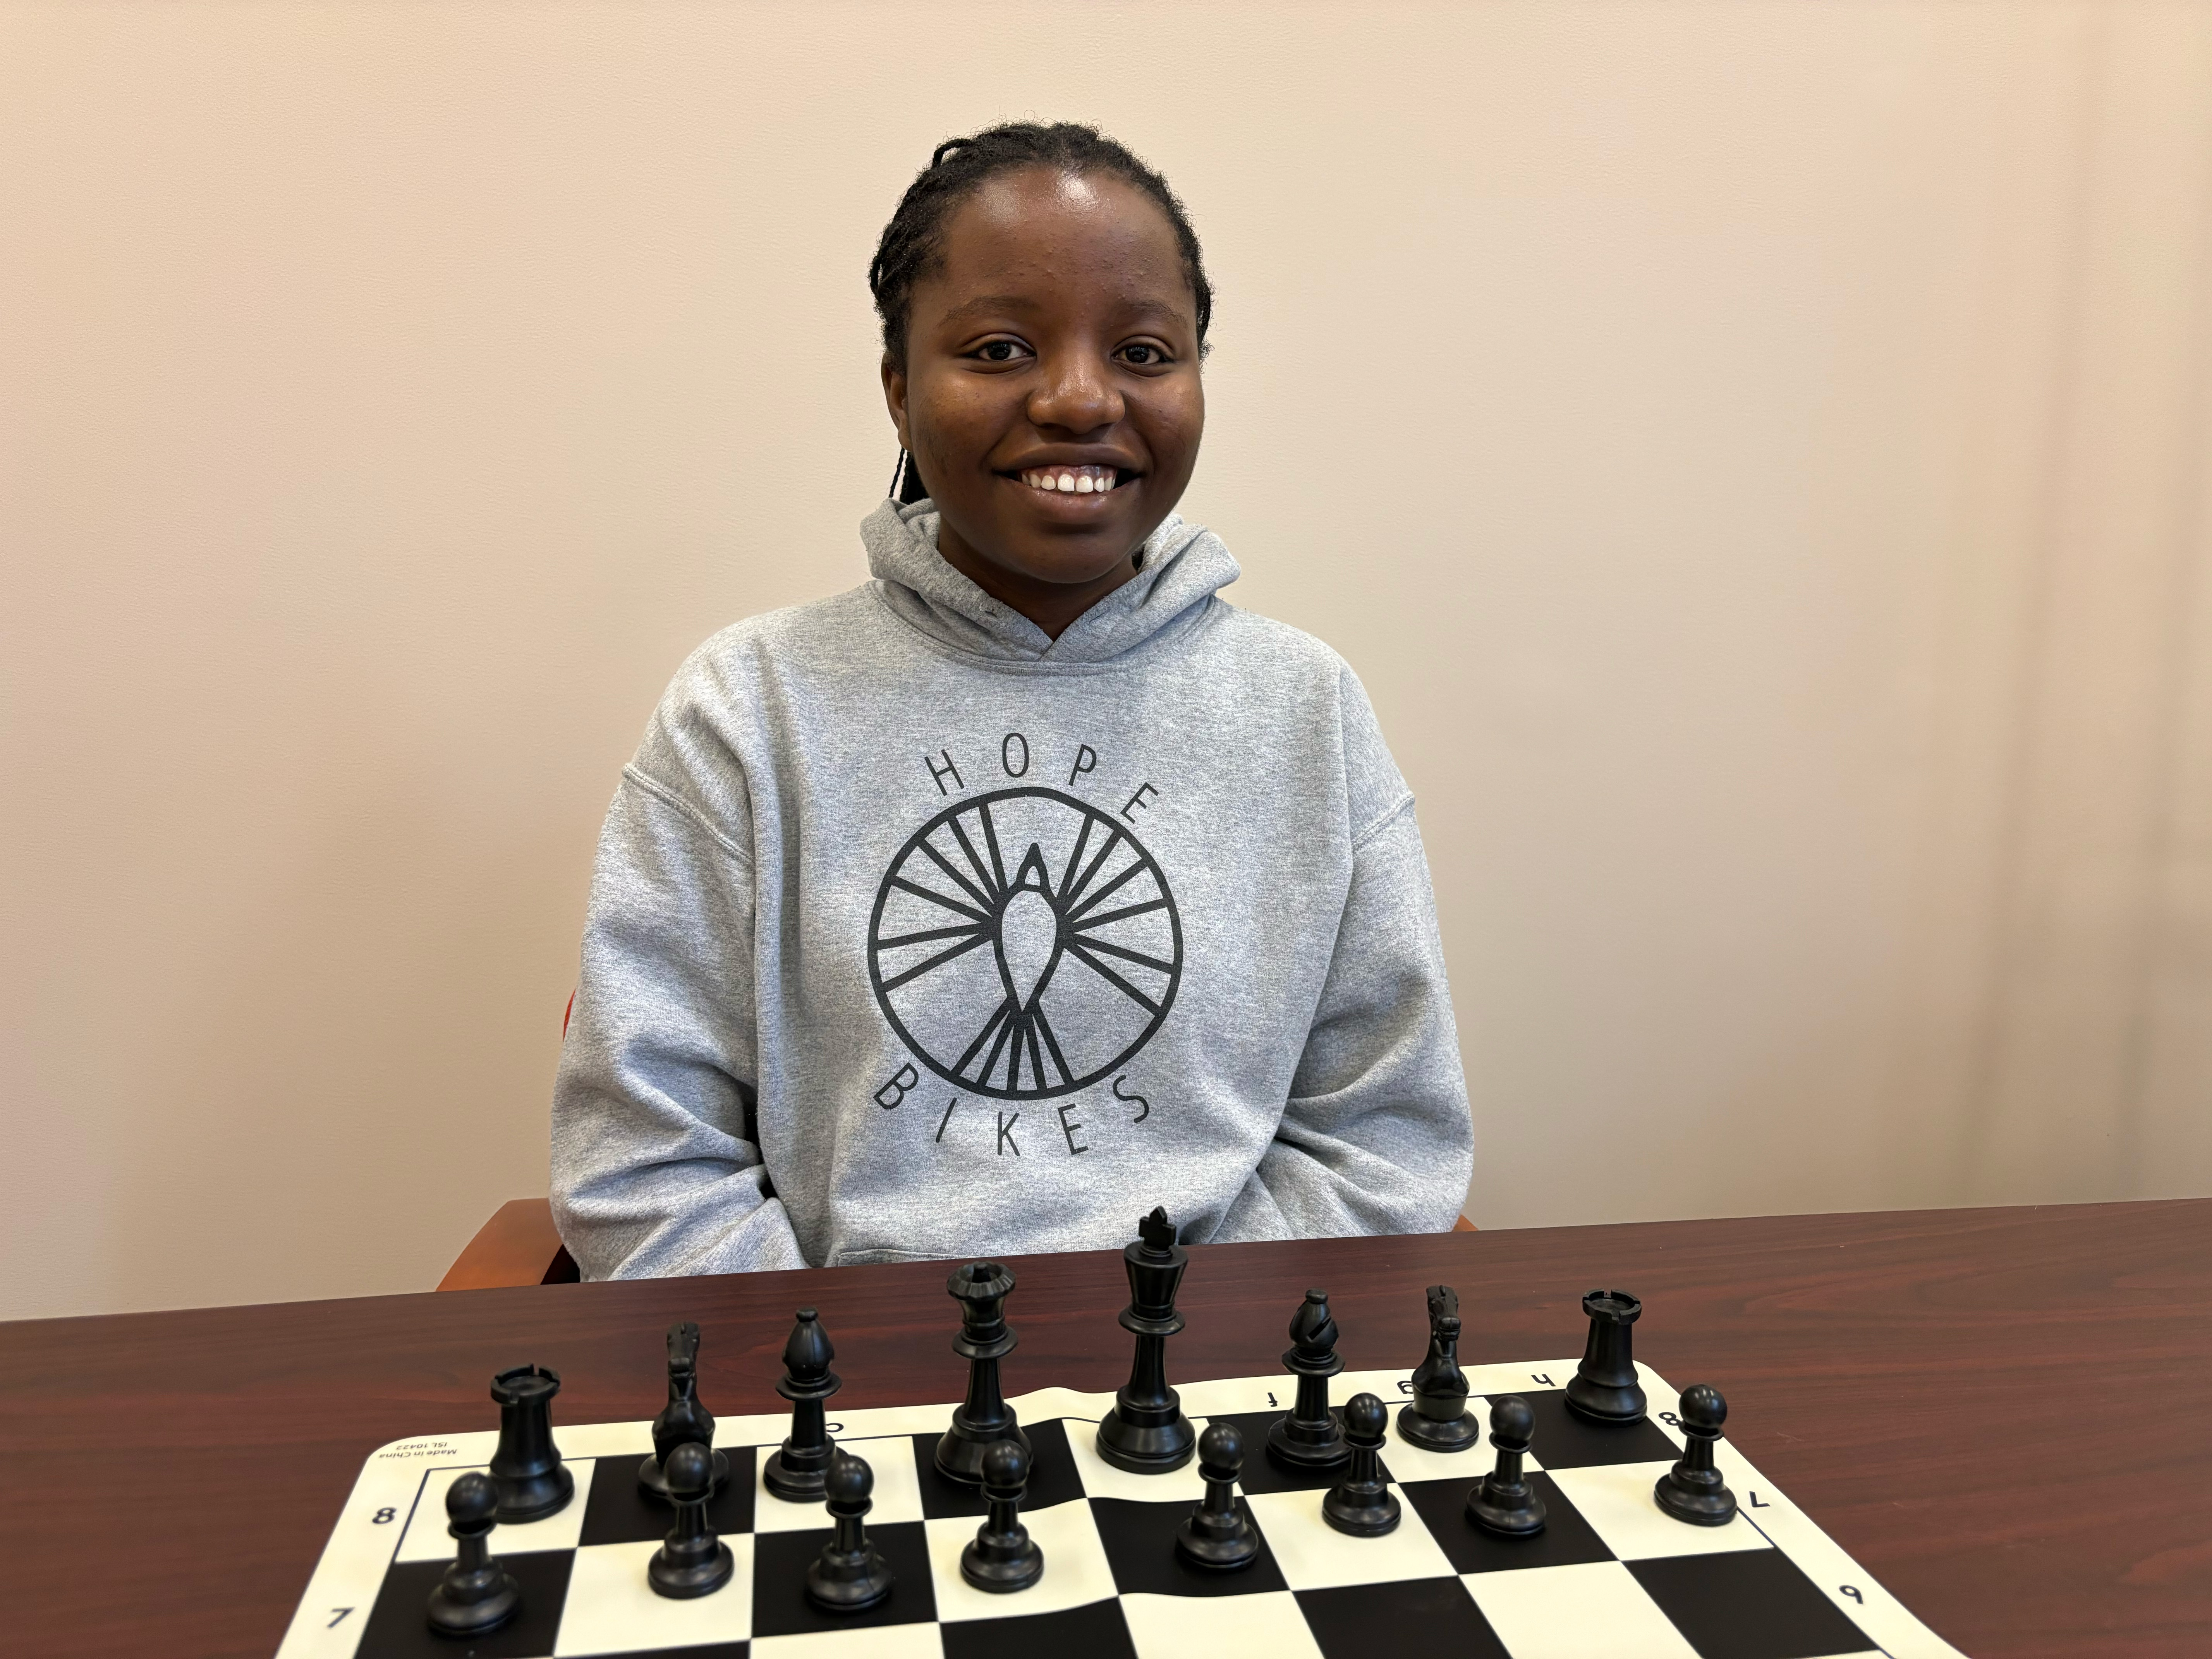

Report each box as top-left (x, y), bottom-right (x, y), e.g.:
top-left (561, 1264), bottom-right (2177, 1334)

top-left (640, 1322), bottom-right (730, 1501)
top-left (806, 1450), bottom-right (896, 1612)
top-left (1096, 1206), bottom-right (1197, 1474)
top-left (649, 1442), bottom-right (735, 1598)
top-left (488, 1363), bottom-right (573, 1523)
top-left (936, 1261), bottom-right (1031, 1486)
top-left (1565, 1289), bottom-right (1648, 1423)
top-left (1175, 1421), bottom-right (1262, 1572)
top-left (1268, 1288), bottom-right (1349, 1468)
top-left (1654, 1384), bottom-right (1739, 1525)
top-left (1398, 1284), bottom-right (1480, 1452)
top-left (425, 1471), bottom-right (521, 1636)
top-left (961, 1437), bottom-right (1045, 1592)
top-left (764, 1307), bottom-right (840, 1502)
top-left (1466, 1395), bottom-right (1546, 1536)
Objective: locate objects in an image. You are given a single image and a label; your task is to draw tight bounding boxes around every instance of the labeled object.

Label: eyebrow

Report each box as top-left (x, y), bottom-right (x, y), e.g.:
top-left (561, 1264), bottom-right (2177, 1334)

top-left (934, 293), bottom-right (1193, 328)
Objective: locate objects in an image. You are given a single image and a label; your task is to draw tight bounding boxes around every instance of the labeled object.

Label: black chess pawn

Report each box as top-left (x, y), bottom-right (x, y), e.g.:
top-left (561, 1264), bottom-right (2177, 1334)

top-left (640, 1322), bottom-right (730, 1501)
top-left (806, 1450), bottom-right (896, 1612)
top-left (1654, 1384), bottom-right (1738, 1525)
top-left (961, 1437), bottom-right (1046, 1592)
top-left (1267, 1288), bottom-right (1349, 1468)
top-left (1096, 1207), bottom-right (1198, 1474)
top-left (648, 1442), bottom-right (735, 1599)
top-left (488, 1364), bottom-right (574, 1523)
top-left (1564, 1289), bottom-right (1649, 1423)
top-left (425, 1471), bottom-right (521, 1637)
top-left (1398, 1284), bottom-right (1480, 1452)
top-left (935, 1261), bottom-right (1031, 1486)
top-left (1322, 1393), bottom-right (1401, 1536)
top-left (764, 1308), bottom-right (841, 1503)
top-left (1466, 1395), bottom-right (1547, 1536)
top-left (1175, 1421), bottom-right (1261, 1572)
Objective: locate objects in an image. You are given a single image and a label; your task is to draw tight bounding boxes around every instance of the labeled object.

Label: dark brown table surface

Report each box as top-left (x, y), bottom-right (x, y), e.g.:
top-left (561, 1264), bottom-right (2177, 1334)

top-left (2, 1199), bottom-right (2206, 1658)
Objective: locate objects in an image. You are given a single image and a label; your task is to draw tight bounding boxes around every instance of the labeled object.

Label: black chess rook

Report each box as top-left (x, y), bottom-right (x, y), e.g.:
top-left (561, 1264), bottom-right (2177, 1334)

top-left (806, 1450), bottom-right (897, 1612)
top-left (1565, 1289), bottom-right (1649, 1423)
top-left (648, 1442), bottom-right (735, 1598)
top-left (935, 1261), bottom-right (1032, 1486)
top-left (1398, 1283), bottom-right (1479, 1452)
top-left (1466, 1395), bottom-right (1547, 1536)
top-left (424, 1471), bottom-right (521, 1637)
top-left (764, 1307), bottom-right (841, 1503)
top-left (1321, 1392), bottom-right (1401, 1536)
top-left (1095, 1206), bottom-right (1197, 1474)
top-left (1654, 1384), bottom-right (1739, 1525)
top-left (1175, 1420), bottom-right (1262, 1571)
top-left (1267, 1288), bottom-right (1350, 1468)
top-left (640, 1322), bottom-right (730, 1501)
top-left (488, 1363), bottom-right (574, 1523)
top-left (961, 1437), bottom-right (1046, 1592)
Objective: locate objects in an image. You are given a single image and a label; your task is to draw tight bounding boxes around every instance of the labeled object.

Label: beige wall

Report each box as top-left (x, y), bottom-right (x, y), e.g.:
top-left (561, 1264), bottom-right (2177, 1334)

top-left (4, 2), bottom-right (2209, 1320)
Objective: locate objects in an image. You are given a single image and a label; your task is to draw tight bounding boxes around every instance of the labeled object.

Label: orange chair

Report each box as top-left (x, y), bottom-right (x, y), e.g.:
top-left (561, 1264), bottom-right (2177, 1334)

top-left (437, 1199), bottom-right (1472, 1290)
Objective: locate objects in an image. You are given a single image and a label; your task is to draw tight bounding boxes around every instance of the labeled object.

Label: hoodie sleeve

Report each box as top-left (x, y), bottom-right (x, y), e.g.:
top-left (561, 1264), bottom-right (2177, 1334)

top-left (1212, 672), bottom-right (1474, 1242)
top-left (550, 723), bottom-right (809, 1277)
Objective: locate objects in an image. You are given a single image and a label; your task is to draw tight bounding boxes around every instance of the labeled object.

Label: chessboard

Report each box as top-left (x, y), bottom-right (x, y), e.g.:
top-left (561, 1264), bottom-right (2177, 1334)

top-left (278, 1358), bottom-right (1961, 1659)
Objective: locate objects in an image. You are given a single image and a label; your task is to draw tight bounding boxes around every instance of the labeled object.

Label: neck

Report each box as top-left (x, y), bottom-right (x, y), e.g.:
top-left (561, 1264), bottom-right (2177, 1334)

top-left (936, 524), bottom-right (1139, 640)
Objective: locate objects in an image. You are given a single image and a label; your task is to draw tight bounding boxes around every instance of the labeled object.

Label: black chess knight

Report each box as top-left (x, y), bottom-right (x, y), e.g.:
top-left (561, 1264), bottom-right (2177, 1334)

top-left (935, 1261), bottom-right (1031, 1485)
top-left (640, 1322), bottom-right (730, 1500)
top-left (1095, 1207), bottom-right (1197, 1474)
top-left (1398, 1284), bottom-right (1480, 1452)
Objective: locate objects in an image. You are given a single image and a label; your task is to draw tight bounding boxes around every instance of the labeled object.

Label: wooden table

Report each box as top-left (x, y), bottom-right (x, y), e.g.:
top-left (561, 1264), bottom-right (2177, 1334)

top-left (1, 1200), bottom-right (2205, 1657)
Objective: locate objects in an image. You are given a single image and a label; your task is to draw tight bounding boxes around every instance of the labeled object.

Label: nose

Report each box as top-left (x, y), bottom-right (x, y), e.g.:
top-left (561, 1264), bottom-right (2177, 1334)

top-left (1027, 344), bottom-right (1123, 435)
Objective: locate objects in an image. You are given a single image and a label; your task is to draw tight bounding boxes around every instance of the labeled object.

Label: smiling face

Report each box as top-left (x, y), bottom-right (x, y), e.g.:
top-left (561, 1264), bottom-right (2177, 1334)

top-left (882, 167), bottom-right (1206, 638)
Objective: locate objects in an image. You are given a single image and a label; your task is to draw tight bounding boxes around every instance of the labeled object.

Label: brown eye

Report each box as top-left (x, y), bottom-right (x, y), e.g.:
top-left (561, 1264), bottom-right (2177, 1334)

top-left (1119, 343), bottom-right (1169, 367)
top-left (975, 339), bottom-right (1029, 364)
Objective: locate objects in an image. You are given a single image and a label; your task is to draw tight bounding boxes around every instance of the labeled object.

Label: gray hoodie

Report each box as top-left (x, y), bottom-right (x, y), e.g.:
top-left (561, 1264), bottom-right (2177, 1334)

top-left (550, 498), bottom-right (1472, 1274)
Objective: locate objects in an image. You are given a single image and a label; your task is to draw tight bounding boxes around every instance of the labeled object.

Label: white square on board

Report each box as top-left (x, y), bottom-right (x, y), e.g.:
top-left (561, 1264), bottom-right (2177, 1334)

top-left (1242, 1486), bottom-right (1456, 1591)
top-left (1464, 1560), bottom-right (1700, 1659)
top-left (752, 1434), bottom-right (925, 1534)
top-left (552, 1535), bottom-right (753, 1655)
top-left (1546, 1462), bottom-right (1768, 1561)
top-left (394, 1460), bottom-right (597, 1563)
top-left (1064, 1416), bottom-right (1213, 1503)
top-left (1119, 1589), bottom-right (1322, 1659)
top-left (924, 1499), bottom-right (1118, 1622)
top-left (750, 1624), bottom-right (946, 1659)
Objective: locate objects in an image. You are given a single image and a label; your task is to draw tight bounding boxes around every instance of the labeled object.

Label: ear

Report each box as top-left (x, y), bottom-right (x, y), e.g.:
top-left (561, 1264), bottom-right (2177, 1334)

top-left (880, 354), bottom-right (912, 450)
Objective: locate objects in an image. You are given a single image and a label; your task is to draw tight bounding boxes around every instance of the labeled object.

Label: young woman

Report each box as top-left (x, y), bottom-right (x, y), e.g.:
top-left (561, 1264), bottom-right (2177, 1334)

top-left (551, 124), bottom-right (1471, 1275)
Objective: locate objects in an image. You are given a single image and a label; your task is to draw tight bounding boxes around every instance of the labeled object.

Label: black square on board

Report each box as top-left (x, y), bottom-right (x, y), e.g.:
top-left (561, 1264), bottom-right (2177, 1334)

top-left (1297, 1579), bottom-right (1510, 1659)
top-left (579, 1449), bottom-right (757, 1546)
top-left (1401, 1471), bottom-right (1615, 1574)
top-left (913, 1419), bottom-right (1085, 1519)
top-left (1204, 1411), bottom-right (1389, 1495)
top-left (1513, 1389), bottom-right (1680, 1468)
top-left (750, 1521), bottom-right (935, 1638)
top-left (1089, 1496), bottom-right (1289, 1596)
top-left (941, 1597), bottom-right (1139, 1659)
top-left (353, 1551), bottom-right (572, 1659)
top-left (1629, 1549), bottom-right (1873, 1659)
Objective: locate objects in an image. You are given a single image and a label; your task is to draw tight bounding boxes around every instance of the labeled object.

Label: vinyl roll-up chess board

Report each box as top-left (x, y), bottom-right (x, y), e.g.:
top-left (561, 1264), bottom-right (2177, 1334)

top-left (278, 1360), bottom-right (1963, 1659)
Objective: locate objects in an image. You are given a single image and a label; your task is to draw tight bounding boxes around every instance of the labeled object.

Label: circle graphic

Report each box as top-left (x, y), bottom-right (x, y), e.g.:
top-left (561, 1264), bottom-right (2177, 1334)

top-left (867, 787), bottom-right (1183, 1101)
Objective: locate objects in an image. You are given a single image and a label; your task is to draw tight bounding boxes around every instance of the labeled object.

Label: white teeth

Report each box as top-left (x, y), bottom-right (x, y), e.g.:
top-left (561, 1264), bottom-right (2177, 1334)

top-left (1021, 465), bottom-right (1119, 493)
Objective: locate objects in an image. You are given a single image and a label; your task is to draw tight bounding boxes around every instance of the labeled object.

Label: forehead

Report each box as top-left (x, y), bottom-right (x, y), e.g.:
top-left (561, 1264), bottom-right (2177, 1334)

top-left (922, 167), bottom-right (1192, 319)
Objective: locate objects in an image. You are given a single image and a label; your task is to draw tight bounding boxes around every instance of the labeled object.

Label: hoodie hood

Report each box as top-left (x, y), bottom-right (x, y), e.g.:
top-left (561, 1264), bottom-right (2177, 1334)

top-left (860, 496), bottom-right (1241, 666)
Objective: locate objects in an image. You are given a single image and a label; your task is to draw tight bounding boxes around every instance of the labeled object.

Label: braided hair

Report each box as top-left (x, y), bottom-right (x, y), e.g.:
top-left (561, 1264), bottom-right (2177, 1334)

top-left (872, 124), bottom-right (1212, 503)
